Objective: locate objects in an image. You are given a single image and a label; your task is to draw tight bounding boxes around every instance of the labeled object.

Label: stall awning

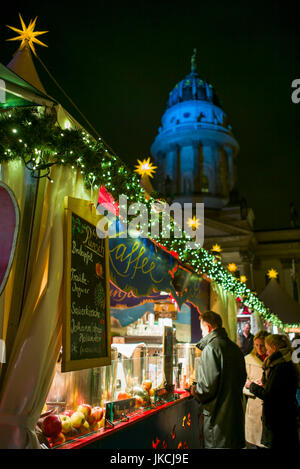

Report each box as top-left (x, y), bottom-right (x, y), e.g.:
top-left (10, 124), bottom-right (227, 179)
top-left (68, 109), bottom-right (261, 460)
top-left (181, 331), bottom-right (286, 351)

top-left (0, 62), bottom-right (56, 108)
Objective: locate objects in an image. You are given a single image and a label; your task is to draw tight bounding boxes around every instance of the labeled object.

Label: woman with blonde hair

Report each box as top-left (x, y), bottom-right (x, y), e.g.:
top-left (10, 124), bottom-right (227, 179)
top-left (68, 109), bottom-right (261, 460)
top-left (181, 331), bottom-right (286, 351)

top-left (244, 330), bottom-right (269, 448)
top-left (245, 334), bottom-right (299, 448)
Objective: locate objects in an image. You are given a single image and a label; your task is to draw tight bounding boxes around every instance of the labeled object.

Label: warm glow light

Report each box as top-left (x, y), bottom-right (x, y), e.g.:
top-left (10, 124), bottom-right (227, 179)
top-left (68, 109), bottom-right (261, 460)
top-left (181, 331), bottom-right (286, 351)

top-left (7, 14), bottom-right (48, 56)
top-left (228, 263), bottom-right (237, 273)
top-left (187, 216), bottom-right (201, 230)
top-left (267, 268), bottom-right (278, 279)
top-left (211, 244), bottom-right (222, 253)
top-left (240, 275), bottom-right (247, 283)
top-left (134, 157), bottom-right (157, 178)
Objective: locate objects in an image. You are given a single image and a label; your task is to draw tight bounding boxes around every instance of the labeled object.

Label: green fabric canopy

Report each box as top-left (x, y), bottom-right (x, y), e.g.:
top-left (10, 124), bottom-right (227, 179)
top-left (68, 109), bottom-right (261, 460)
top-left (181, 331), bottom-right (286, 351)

top-left (0, 62), bottom-right (55, 109)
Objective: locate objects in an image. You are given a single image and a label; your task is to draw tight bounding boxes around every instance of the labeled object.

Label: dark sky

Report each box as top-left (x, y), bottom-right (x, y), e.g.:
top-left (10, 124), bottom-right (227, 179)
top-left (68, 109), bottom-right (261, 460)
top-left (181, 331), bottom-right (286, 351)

top-left (1, 1), bottom-right (300, 230)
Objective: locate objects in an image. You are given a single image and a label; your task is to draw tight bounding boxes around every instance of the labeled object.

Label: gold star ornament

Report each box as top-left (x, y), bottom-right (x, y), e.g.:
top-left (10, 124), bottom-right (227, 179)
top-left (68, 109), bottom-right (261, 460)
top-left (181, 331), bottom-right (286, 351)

top-left (7, 14), bottom-right (48, 56)
top-left (228, 263), bottom-right (237, 273)
top-left (267, 268), bottom-right (278, 279)
top-left (211, 244), bottom-right (222, 253)
top-left (187, 216), bottom-right (201, 230)
top-left (134, 157), bottom-right (157, 178)
top-left (240, 275), bottom-right (247, 283)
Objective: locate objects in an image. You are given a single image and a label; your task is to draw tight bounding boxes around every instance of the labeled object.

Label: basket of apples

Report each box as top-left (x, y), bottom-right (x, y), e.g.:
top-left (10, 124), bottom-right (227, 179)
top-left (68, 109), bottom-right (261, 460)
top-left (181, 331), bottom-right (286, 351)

top-left (39, 403), bottom-right (104, 447)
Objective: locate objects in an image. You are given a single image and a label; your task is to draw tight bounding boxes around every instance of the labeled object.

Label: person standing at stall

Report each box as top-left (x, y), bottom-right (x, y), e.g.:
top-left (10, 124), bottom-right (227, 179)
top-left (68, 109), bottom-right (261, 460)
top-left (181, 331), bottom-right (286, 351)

top-left (244, 330), bottom-right (270, 448)
top-left (245, 334), bottom-right (300, 448)
top-left (238, 322), bottom-right (254, 356)
top-left (191, 311), bottom-right (247, 448)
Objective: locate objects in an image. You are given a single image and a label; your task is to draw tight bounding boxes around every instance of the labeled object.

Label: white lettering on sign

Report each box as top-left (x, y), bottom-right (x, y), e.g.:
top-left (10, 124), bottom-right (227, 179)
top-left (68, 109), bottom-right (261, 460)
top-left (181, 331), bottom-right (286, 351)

top-left (0, 79), bottom-right (6, 104)
top-left (291, 79), bottom-right (300, 104)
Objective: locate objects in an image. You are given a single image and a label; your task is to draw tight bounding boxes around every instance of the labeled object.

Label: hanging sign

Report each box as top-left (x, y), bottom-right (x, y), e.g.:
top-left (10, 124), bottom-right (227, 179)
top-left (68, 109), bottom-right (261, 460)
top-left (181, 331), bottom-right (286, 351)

top-left (109, 227), bottom-right (178, 298)
top-left (172, 267), bottom-right (210, 311)
top-left (0, 182), bottom-right (19, 296)
top-left (62, 197), bottom-right (111, 372)
top-left (110, 282), bottom-right (169, 308)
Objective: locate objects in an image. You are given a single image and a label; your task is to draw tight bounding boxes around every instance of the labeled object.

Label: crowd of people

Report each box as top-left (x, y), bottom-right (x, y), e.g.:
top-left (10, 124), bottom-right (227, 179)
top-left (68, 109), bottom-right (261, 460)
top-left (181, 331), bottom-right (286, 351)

top-left (191, 311), bottom-right (300, 449)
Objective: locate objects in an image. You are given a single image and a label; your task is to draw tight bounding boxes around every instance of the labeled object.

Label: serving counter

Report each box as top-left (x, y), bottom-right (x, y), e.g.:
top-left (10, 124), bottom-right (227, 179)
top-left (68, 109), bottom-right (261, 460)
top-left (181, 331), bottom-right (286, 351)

top-left (39, 343), bottom-right (203, 449)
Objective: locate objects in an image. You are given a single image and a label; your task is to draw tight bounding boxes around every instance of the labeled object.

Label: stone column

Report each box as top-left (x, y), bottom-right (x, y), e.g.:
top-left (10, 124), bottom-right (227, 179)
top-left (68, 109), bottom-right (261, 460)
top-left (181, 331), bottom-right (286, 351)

top-left (219, 146), bottom-right (229, 197)
top-left (176, 145), bottom-right (181, 194)
top-left (193, 141), bottom-right (202, 194)
top-left (211, 143), bottom-right (221, 195)
top-left (226, 147), bottom-right (234, 191)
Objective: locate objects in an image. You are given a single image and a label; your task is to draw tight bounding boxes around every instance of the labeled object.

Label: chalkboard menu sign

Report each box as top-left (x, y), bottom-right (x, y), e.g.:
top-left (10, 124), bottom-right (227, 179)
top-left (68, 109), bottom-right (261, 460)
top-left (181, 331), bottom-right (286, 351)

top-left (163, 326), bottom-right (174, 386)
top-left (62, 197), bottom-right (111, 372)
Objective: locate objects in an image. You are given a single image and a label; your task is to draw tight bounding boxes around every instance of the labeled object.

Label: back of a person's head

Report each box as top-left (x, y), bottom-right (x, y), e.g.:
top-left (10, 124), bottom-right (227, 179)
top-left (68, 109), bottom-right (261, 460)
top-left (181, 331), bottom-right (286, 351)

top-left (254, 330), bottom-right (270, 341)
top-left (200, 311), bottom-right (222, 329)
top-left (265, 334), bottom-right (292, 351)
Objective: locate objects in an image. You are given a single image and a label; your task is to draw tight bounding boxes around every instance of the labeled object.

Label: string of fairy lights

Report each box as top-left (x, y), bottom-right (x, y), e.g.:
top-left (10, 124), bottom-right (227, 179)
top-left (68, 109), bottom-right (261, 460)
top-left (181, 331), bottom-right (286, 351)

top-left (0, 107), bottom-right (297, 330)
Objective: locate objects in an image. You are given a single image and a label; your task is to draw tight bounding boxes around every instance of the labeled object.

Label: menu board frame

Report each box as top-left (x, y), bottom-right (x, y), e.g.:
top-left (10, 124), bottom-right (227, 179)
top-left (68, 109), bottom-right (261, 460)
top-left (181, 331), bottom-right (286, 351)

top-left (62, 196), bottom-right (111, 372)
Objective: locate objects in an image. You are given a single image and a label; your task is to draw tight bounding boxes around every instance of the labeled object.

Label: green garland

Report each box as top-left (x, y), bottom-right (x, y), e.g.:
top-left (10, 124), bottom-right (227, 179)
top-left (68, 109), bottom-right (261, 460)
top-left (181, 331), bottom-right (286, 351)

top-left (0, 107), bottom-right (297, 331)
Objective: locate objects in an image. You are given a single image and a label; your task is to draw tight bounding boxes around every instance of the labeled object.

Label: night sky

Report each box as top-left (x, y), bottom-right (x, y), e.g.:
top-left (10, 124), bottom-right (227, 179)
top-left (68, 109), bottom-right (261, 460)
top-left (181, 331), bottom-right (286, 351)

top-left (1, 1), bottom-right (300, 231)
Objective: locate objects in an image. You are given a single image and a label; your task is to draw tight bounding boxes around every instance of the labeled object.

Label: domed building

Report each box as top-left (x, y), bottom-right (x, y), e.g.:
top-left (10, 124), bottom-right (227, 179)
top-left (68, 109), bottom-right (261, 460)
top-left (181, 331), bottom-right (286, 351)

top-left (151, 49), bottom-right (239, 209)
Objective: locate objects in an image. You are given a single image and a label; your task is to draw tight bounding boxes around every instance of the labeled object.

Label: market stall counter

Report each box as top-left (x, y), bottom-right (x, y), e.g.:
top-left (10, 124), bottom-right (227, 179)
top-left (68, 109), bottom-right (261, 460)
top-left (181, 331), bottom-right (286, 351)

top-left (58, 391), bottom-right (202, 450)
top-left (40, 343), bottom-right (203, 449)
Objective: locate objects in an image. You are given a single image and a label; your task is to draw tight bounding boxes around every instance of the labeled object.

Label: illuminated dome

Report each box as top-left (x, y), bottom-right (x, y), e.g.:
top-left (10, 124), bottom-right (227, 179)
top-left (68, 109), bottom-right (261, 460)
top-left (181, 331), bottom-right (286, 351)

top-left (151, 49), bottom-right (239, 209)
top-left (167, 71), bottom-right (221, 109)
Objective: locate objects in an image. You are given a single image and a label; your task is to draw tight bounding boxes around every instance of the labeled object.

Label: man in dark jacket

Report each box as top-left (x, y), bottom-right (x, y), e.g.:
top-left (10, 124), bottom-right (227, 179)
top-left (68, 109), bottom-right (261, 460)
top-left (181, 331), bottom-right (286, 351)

top-left (239, 322), bottom-right (254, 355)
top-left (191, 311), bottom-right (247, 448)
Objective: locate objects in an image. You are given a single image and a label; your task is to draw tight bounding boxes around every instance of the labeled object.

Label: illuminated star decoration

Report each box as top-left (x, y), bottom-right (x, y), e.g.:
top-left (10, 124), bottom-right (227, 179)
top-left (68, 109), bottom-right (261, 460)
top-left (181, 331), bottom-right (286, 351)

top-left (240, 275), bottom-right (247, 283)
top-left (187, 216), bottom-right (201, 230)
top-left (134, 157), bottom-right (157, 178)
top-left (211, 244), bottom-right (222, 253)
top-left (267, 268), bottom-right (278, 279)
top-left (228, 263), bottom-right (237, 273)
top-left (6, 14), bottom-right (48, 57)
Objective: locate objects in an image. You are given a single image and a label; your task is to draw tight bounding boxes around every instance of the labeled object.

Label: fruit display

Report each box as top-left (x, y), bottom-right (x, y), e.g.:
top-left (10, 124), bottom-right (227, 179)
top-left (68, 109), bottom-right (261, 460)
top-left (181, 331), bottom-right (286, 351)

top-left (60, 415), bottom-right (72, 434)
top-left (142, 380), bottom-right (152, 392)
top-left (134, 395), bottom-right (143, 408)
top-left (41, 415), bottom-right (62, 438)
top-left (77, 404), bottom-right (92, 419)
top-left (40, 404), bottom-right (105, 447)
top-left (117, 392), bottom-right (132, 400)
top-left (131, 386), bottom-right (147, 400)
top-left (129, 382), bottom-right (154, 407)
top-left (70, 411), bottom-right (85, 429)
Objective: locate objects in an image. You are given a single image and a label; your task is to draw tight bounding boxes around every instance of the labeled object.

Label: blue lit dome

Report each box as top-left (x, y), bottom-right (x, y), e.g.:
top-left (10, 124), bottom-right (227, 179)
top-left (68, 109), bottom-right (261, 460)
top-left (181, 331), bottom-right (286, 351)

top-left (167, 71), bottom-right (222, 109)
top-left (150, 49), bottom-right (239, 209)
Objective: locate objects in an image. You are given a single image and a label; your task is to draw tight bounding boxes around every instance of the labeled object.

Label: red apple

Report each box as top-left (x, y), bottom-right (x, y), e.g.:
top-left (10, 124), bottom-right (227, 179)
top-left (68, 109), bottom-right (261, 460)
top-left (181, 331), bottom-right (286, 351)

top-left (92, 406), bottom-right (104, 422)
top-left (70, 411), bottom-right (85, 429)
top-left (77, 404), bottom-right (92, 419)
top-left (62, 410), bottom-right (74, 417)
top-left (42, 415), bottom-right (62, 438)
top-left (51, 432), bottom-right (66, 446)
top-left (87, 409), bottom-right (97, 426)
top-left (59, 415), bottom-right (72, 434)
